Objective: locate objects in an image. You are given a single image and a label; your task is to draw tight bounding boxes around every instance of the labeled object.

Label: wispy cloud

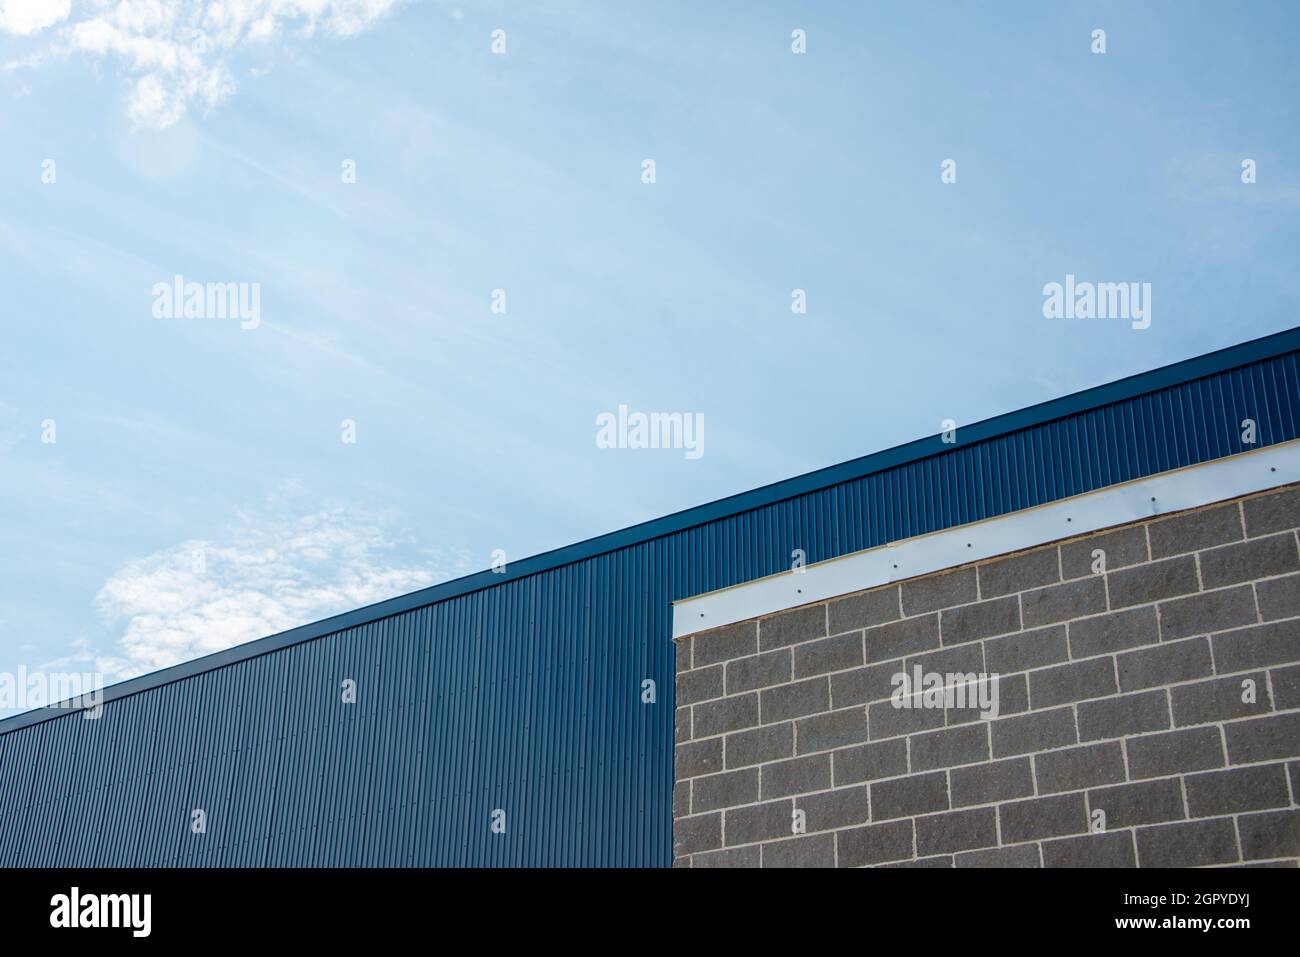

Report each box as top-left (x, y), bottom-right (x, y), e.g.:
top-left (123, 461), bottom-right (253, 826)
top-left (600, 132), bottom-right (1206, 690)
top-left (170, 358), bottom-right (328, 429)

top-left (90, 500), bottom-right (469, 680)
top-left (0, 0), bottom-right (70, 36)
top-left (3, 0), bottom-right (406, 128)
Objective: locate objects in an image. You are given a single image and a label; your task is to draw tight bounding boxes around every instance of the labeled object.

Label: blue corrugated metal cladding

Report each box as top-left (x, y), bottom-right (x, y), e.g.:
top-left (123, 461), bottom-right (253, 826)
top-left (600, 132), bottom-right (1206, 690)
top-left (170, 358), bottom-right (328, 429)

top-left (2, 330), bottom-right (1298, 865)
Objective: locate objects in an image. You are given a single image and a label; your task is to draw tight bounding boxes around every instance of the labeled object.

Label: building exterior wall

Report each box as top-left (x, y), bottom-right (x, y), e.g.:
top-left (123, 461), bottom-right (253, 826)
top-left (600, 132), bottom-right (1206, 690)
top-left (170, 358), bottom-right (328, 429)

top-left (2, 332), bottom-right (1298, 867)
top-left (672, 485), bottom-right (1300, 867)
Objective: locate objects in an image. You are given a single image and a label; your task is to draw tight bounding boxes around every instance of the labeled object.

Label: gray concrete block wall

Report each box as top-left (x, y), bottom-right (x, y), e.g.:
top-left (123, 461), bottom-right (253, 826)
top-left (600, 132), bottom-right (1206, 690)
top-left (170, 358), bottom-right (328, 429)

top-left (672, 484), bottom-right (1300, 867)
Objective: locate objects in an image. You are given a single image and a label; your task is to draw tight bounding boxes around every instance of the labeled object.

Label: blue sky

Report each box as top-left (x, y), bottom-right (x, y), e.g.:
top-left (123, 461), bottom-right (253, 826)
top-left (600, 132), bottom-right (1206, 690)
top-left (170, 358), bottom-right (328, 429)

top-left (1, 1), bottom-right (1298, 708)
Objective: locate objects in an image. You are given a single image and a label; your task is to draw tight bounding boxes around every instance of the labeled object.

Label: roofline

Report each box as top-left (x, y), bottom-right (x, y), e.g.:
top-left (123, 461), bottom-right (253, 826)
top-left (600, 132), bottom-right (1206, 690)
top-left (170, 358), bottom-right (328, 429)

top-left (4, 325), bottom-right (1299, 736)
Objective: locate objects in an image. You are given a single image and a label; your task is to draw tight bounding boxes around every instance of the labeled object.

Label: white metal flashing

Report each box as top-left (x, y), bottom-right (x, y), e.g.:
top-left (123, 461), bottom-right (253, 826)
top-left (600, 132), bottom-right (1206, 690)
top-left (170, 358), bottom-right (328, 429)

top-left (672, 441), bottom-right (1300, 640)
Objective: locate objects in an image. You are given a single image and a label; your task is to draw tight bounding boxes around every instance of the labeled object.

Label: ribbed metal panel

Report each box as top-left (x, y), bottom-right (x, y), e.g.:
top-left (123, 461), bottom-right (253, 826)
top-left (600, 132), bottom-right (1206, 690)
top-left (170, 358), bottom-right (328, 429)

top-left (1, 344), bottom-right (1298, 866)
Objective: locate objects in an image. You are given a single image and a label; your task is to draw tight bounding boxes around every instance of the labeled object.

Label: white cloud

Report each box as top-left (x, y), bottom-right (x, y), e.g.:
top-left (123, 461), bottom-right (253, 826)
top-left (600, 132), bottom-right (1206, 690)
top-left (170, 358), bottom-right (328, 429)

top-left (92, 504), bottom-right (468, 679)
top-left (0, 0), bottom-right (70, 36)
top-left (4, 0), bottom-right (404, 128)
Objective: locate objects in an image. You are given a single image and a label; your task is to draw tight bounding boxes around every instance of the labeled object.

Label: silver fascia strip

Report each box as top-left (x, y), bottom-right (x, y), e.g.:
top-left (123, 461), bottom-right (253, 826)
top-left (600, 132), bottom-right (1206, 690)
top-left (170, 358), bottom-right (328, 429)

top-left (672, 441), bottom-right (1300, 640)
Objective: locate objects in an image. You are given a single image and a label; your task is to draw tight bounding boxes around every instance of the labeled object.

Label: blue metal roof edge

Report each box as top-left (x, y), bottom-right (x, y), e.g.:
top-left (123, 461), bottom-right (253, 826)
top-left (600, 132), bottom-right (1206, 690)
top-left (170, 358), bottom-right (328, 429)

top-left (4, 325), bottom-right (1298, 737)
